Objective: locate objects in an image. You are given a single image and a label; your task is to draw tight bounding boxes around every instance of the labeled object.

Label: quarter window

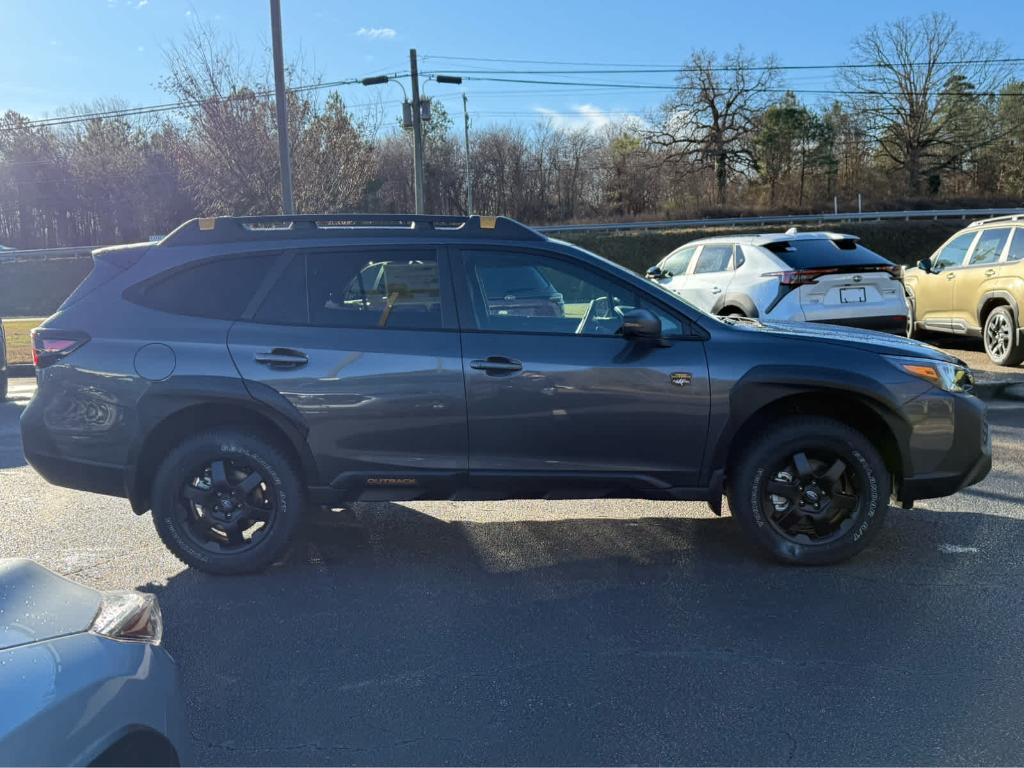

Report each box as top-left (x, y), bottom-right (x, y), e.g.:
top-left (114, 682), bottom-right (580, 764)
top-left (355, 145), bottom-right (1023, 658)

top-left (307, 250), bottom-right (443, 329)
top-left (1005, 228), bottom-right (1024, 263)
top-left (127, 253), bottom-right (278, 320)
top-left (461, 249), bottom-right (685, 337)
top-left (933, 232), bottom-right (976, 270)
top-left (693, 244), bottom-right (734, 274)
top-left (968, 228), bottom-right (1011, 266)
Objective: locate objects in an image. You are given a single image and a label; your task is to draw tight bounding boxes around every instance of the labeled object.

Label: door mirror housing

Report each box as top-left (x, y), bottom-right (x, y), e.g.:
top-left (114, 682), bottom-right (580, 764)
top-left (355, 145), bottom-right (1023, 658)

top-left (645, 265), bottom-right (665, 280)
top-left (620, 308), bottom-right (662, 340)
top-left (917, 257), bottom-right (934, 273)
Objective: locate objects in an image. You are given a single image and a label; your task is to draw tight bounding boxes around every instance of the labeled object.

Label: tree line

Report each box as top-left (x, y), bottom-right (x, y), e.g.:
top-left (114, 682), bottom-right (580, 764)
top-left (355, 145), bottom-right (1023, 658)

top-left (1, 11), bottom-right (1022, 249)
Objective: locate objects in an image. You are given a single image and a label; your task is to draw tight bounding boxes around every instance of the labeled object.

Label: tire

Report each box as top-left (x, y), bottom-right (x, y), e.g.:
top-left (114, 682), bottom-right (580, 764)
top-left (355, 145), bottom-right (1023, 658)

top-left (727, 416), bottom-right (890, 565)
top-left (905, 298), bottom-right (917, 339)
top-left (983, 305), bottom-right (1024, 367)
top-left (0, 372), bottom-right (7, 402)
top-left (150, 429), bottom-right (306, 575)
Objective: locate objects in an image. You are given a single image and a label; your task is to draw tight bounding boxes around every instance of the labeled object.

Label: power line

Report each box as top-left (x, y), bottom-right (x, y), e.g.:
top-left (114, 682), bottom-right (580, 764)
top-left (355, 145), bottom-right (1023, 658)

top-left (425, 55), bottom-right (1024, 73)
top-left (0, 74), bottom-right (402, 134)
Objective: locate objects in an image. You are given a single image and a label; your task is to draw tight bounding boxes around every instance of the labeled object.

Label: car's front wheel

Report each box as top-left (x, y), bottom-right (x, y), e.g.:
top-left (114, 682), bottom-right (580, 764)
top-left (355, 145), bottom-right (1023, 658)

top-left (150, 429), bottom-right (305, 574)
top-left (727, 416), bottom-right (890, 564)
top-left (983, 305), bottom-right (1024, 366)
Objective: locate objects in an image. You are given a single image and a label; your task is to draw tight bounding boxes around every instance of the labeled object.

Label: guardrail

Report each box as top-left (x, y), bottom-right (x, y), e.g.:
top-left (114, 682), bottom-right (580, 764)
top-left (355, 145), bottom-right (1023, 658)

top-left (536, 207), bottom-right (1024, 234)
top-left (0, 245), bottom-right (94, 264)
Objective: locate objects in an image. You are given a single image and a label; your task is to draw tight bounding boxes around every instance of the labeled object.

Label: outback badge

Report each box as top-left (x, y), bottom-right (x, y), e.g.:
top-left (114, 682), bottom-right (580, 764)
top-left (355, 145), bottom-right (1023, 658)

top-left (670, 372), bottom-right (693, 387)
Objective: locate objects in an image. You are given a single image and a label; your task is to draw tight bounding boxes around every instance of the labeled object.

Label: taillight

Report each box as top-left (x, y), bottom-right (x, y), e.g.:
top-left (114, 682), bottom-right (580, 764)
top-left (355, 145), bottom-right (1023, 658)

top-left (31, 329), bottom-right (89, 368)
top-left (763, 268), bottom-right (840, 286)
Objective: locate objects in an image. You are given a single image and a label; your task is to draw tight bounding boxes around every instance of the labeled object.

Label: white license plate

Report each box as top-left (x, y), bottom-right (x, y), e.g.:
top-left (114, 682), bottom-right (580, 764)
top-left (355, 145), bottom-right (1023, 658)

top-left (840, 287), bottom-right (866, 303)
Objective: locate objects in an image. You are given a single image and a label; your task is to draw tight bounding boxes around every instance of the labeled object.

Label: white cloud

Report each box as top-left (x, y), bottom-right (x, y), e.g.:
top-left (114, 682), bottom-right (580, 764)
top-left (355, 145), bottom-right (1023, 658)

top-left (356, 26), bottom-right (397, 40)
top-left (136, 0), bottom-right (149, 7)
top-left (533, 104), bottom-right (635, 132)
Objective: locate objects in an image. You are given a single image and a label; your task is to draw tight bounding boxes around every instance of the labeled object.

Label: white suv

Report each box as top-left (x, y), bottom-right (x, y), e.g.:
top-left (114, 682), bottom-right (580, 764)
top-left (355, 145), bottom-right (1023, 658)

top-left (646, 231), bottom-right (909, 333)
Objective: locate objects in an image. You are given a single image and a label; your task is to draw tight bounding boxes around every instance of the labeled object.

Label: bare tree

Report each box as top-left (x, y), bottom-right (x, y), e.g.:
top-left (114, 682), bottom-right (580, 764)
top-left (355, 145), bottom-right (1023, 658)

top-left (838, 12), bottom-right (1012, 195)
top-left (650, 48), bottom-right (780, 206)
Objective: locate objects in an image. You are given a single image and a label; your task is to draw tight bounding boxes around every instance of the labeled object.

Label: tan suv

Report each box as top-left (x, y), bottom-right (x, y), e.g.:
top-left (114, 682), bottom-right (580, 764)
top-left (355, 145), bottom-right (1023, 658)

top-left (905, 214), bottom-right (1024, 365)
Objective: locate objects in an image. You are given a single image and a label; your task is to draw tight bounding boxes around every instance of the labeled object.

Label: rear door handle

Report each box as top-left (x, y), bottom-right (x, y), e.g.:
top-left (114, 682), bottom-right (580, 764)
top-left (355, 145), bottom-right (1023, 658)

top-left (254, 348), bottom-right (309, 369)
top-left (470, 356), bottom-right (523, 374)
top-left (710, 286), bottom-right (722, 294)
top-left (985, 269), bottom-right (997, 277)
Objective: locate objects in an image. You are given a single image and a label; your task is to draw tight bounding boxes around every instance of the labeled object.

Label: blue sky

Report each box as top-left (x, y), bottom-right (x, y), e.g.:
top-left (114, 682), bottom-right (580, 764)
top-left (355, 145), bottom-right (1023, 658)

top-left (1, 0), bottom-right (1022, 132)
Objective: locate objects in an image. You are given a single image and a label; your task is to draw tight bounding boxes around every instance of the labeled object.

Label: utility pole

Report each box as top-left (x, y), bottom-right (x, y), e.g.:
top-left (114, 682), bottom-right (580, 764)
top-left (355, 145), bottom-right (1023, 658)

top-left (462, 92), bottom-right (472, 215)
top-left (269, 0), bottom-right (294, 214)
top-left (409, 49), bottom-right (426, 214)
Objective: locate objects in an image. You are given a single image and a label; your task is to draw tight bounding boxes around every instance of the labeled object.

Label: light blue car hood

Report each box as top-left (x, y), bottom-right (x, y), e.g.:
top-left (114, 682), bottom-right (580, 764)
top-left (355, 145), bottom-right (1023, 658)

top-left (0, 559), bottom-right (101, 650)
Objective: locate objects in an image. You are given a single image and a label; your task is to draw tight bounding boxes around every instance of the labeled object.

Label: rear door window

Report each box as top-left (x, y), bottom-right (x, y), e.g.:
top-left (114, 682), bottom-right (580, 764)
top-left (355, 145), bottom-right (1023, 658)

top-left (968, 228), bottom-right (1011, 266)
top-left (127, 253), bottom-right (278, 320)
top-left (765, 239), bottom-right (891, 269)
top-left (307, 249), bottom-right (444, 330)
top-left (1006, 228), bottom-right (1024, 263)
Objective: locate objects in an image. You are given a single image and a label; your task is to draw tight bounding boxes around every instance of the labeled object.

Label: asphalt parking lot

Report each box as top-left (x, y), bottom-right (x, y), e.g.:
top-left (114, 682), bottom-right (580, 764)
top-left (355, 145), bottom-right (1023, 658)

top-left (3, 374), bottom-right (1024, 766)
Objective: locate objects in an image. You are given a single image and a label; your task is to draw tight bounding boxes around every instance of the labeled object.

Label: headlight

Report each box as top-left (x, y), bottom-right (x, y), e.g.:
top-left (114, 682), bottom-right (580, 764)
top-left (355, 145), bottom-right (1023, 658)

top-left (90, 591), bottom-right (163, 644)
top-left (886, 355), bottom-right (973, 393)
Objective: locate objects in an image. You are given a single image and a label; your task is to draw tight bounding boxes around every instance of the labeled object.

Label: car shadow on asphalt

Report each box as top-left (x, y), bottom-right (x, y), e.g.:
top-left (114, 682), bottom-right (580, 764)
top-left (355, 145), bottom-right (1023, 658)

top-left (0, 397), bottom-right (27, 469)
top-left (139, 501), bottom-right (1024, 767)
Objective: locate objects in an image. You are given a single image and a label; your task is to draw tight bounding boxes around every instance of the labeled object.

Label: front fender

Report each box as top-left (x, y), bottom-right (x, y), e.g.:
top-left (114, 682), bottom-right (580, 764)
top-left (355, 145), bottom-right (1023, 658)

top-left (709, 364), bottom-right (915, 479)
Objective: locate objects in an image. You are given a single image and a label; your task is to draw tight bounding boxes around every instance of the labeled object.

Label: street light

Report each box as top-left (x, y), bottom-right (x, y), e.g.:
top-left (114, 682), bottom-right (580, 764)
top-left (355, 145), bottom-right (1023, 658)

top-left (431, 75), bottom-right (471, 214)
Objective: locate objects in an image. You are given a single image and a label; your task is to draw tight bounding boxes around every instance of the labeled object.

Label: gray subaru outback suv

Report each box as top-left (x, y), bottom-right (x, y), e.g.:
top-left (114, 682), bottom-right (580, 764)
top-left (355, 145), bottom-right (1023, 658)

top-left (21, 215), bottom-right (991, 573)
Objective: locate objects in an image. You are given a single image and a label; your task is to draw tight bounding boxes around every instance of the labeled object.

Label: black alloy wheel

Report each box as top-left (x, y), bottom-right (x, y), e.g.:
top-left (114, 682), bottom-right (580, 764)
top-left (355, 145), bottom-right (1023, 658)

top-left (762, 451), bottom-right (859, 545)
top-left (179, 457), bottom-right (277, 553)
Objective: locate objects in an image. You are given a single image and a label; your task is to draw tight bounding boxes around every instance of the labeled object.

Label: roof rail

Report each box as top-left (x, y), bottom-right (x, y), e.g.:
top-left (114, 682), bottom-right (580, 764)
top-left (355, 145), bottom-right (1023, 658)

top-left (159, 213), bottom-right (545, 247)
top-left (968, 214), bottom-right (1024, 227)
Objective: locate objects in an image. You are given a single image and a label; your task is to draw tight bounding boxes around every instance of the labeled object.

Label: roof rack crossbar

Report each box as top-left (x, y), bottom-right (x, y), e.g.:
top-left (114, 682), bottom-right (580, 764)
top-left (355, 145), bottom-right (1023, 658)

top-left (160, 213), bottom-right (544, 246)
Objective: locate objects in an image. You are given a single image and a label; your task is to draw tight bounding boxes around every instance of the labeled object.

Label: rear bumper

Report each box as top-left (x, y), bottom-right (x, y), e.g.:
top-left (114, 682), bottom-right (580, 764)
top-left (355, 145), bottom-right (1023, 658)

top-left (810, 315), bottom-right (908, 335)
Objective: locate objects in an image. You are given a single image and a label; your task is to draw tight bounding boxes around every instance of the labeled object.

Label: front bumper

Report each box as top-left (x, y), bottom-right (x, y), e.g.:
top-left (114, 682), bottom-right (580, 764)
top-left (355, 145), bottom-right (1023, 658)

top-left (897, 391), bottom-right (991, 505)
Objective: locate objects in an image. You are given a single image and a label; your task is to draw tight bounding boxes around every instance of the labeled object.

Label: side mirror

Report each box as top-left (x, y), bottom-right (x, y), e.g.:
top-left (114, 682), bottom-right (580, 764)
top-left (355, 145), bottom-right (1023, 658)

top-left (917, 257), bottom-right (934, 273)
top-left (620, 308), bottom-right (661, 340)
top-left (645, 265), bottom-right (665, 280)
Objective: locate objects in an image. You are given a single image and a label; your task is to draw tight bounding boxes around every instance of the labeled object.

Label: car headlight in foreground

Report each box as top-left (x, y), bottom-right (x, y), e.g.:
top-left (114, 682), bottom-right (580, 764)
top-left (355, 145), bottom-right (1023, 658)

top-left (886, 355), bottom-right (974, 393)
top-left (91, 590), bottom-right (163, 644)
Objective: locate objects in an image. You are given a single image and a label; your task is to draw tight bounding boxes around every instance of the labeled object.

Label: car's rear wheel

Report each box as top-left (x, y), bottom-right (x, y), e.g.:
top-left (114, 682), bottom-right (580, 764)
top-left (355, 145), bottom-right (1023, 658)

top-left (727, 416), bottom-right (889, 564)
top-left (0, 372), bottom-right (7, 402)
top-left (983, 305), bottom-right (1024, 366)
top-left (150, 429), bottom-right (305, 574)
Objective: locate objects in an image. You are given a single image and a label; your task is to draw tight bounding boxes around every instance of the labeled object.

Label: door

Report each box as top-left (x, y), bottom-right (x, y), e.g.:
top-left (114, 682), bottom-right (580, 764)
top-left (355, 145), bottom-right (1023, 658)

top-left (655, 245), bottom-right (697, 293)
top-left (672, 244), bottom-right (736, 313)
top-left (913, 231), bottom-right (977, 331)
top-left (952, 227), bottom-right (1013, 332)
top-left (227, 249), bottom-right (467, 491)
top-left (453, 247), bottom-right (711, 493)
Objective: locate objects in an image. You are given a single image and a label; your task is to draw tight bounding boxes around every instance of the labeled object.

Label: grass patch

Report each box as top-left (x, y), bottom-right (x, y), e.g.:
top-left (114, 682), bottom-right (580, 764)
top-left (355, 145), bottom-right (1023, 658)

top-left (2, 317), bottom-right (41, 365)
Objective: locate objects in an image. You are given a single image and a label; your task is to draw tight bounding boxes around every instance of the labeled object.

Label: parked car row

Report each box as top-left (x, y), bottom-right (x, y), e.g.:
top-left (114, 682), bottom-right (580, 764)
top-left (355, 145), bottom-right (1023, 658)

top-left (646, 214), bottom-right (1024, 367)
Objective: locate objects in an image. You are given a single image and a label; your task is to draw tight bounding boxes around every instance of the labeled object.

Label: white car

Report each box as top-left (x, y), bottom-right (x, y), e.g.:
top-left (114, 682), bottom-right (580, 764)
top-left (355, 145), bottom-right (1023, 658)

top-left (645, 231), bottom-right (909, 334)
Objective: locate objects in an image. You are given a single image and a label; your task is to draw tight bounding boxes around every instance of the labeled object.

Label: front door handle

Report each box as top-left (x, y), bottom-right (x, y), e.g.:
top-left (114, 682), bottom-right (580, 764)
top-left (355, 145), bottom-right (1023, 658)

top-left (470, 356), bottom-right (523, 374)
top-left (254, 348), bottom-right (309, 369)
top-left (946, 272), bottom-right (956, 280)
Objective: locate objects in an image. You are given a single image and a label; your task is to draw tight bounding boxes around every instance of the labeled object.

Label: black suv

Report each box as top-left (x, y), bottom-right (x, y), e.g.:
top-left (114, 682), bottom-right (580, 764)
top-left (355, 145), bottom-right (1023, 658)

top-left (22, 215), bottom-right (991, 573)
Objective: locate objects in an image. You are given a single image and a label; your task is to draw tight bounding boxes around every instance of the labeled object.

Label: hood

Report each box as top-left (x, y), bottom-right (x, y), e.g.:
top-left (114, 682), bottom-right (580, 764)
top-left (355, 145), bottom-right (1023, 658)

top-left (0, 559), bottom-right (101, 651)
top-left (722, 318), bottom-right (963, 364)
